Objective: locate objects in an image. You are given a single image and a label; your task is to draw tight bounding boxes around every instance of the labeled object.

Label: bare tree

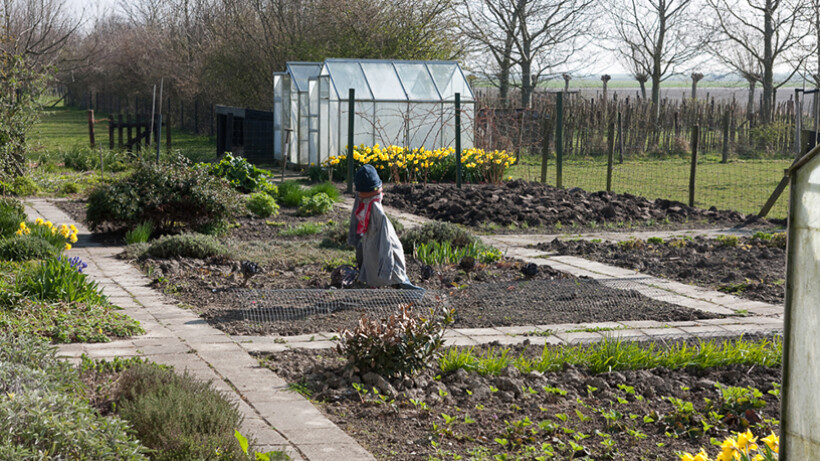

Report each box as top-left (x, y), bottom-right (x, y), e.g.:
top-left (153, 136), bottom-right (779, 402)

top-left (608, 0), bottom-right (703, 121)
top-left (459, 0), bottom-right (521, 106)
top-left (514, 0), bottom-right (594, 107)
top-left (705, 0), bottom-right (809, 124)
top-left (0, 0), bottom-right (83, 70)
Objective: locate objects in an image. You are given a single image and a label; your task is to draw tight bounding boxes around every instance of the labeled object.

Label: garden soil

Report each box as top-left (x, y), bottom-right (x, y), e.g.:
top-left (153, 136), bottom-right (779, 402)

top-left (384, 180), bottom-right (782, 232)
top-left (262, 341), bottom-right (781, 460)
top-left (538, 236), bottom-right (785, 305)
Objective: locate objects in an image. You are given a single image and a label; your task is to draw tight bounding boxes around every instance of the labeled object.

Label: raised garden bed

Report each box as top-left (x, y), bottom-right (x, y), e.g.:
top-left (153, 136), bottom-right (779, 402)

top-left (384, 180), bottom-right (779, 232)
top-left (537, 235), bottom-right (786, 305)
top-left (261, 337), bottom-right (782, 460)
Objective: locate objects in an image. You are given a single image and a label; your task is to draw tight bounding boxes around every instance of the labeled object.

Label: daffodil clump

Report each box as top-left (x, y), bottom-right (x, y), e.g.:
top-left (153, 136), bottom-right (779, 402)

top-left (679, 430), bottom-right (778, 461)
top-left (324, 144), bottom-right (516, 184)
top-left (16, 219), bottom-right (79, 251)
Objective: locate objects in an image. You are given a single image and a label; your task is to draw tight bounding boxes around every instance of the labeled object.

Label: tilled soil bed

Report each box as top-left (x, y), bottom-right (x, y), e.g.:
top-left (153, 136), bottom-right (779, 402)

top-left (384, 180), bottom-right (777, 232)
top-left (537, 236), bottom-right (786, 305)
top-left (262, 340), bottom-right (781, 460)
top-left (144, 256), bottom-right (720, 336)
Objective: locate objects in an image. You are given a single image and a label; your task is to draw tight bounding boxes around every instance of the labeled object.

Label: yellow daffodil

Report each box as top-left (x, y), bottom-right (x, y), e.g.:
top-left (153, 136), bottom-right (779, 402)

top-left (45, 221), bottom-right (53, 228)
top-left (64, 243), bottom-right (72, 251)
top-left (19, 222), bottom-right (26, 229)
top-left (761, 432), bottom-right (778, 453)
top-left (680, 454), bottom-right (695, 461)
top-left (70, 233), bottom-right (78, 243)
top-left (35, 218), bottom-right (43, 225)
top-left (15, 229), bottom-right (22, 236)
top-left (70, 224), bottom-right (77, 232)
top-left (737, 430), bottom-right (757, 452)
top-left (693, 451), bottom-right (710, 461)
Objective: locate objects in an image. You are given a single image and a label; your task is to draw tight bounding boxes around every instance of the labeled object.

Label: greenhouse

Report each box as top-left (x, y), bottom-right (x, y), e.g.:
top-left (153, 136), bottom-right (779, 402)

top-left (273, 59), bottom-right (475, 167)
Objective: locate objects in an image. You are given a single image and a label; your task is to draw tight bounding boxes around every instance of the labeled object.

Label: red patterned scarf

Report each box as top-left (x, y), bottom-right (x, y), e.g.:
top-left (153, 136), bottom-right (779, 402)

top-left (355, 192), bottom-right (382, 235)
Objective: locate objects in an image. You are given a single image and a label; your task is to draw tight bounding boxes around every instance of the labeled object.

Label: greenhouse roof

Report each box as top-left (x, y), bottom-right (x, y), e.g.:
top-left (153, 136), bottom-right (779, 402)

top-left (285, 62), bottom-right (322, 93)
top-left (314, 59), bottom-right (474, 102)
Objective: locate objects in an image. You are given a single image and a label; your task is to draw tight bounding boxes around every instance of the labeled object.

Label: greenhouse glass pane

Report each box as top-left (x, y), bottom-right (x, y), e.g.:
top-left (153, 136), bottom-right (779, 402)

top-left (428, 63), bottom-right (473, 101)
top-left (287, 63), bottom-right (322, 92)
top-left (373, 102), bottom-right (407, 146)
top-left (407, 102), bottom-right (442, 149)
top-left (361, 62), bottom-right (406, 100)
top-left (395, 63), bottom-right (440, 101)
top-left (326, 61), bottom-right (373, 100)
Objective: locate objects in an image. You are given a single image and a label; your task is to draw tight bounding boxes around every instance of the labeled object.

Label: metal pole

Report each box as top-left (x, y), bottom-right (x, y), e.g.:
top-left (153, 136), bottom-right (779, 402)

top-left (795, 88), bottom-right (802, 157)
top-left (455, 92), bottom-right (462, 188)
top-left (156, 114), bottom-right (162, 163)
top-left (556, 92), bottom-right (564, 188)
top-left (347, 88), bottom-right (355, 194)
top-left (156, 79), bottom-right (163, 163)
top-left (282, 128), bottom-right (293, 183)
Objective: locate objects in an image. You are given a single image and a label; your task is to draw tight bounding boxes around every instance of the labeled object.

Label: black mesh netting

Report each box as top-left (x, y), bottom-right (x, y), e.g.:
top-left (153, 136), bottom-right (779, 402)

top-left (232, 278), bottom-right (715, 325)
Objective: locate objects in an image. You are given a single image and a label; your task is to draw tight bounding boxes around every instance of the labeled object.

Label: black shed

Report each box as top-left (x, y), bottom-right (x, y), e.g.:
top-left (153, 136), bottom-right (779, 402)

top-left (215, 105), bottom-right (274, 165)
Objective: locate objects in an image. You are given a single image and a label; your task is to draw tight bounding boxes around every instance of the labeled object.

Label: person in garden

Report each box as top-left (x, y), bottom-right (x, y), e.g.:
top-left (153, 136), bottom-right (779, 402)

top-left (348, 164), bottom-right (422, 290)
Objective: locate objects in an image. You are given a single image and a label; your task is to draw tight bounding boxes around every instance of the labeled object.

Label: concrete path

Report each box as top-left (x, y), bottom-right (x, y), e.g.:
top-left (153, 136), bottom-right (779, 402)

top-left (25, 199), bottom-right (374, 461)
top-left (25, 197), bottom-right (783, 460)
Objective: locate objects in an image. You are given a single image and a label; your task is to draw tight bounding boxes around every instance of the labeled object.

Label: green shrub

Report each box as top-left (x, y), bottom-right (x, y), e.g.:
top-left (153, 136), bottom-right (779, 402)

top-left (10, 176), bottom-right (39, 196)
top-left (16, 256), bottom-right (107, 305)
top-left (281, 222), bottom-right (323, 236)
top-left (0, 334), bottom-right (149, 460)
top-left (415, 240), bottom-right (502, 266)
top-left (0, 198), bottom-right (26, 238)
top-left (400, 221), bottom-right (475, 252)
top-left (321, 219), bottom-right (351, 248)
top-left (305, 165), bottom-right (328, 182)
top-left (298, 192), bottom-right (334, 216)
top-left (337, 304), bottom-right (454, 379)
top-left (716, 235), bottom-right (739, 247)
top-left (307, 181), bottom-right (340, 202)
top-left (125, 222), bottom-right (153, 244)
top-left (647, 237), bottom-right (664, 245)
top-left (145, 233), bottom-right (227, 259)
top-left (63, 147), bottom-right (128, 172)
top-left (207, 152), bottom-right (272, 193)
top-left (87, 156), bottom-right (240, 234)
top-left (278, 180), bottom-right (305, 207)
top-left (61, 182), bottom-right (81, 194)
top-left (246, 192), bottom-right (280, 218)
top-left (0, 235), bottom-right (58, 261)
top-left (120, 242), bottom-right (150, 260)
top-left (115, 363), bottom-right (246, 461)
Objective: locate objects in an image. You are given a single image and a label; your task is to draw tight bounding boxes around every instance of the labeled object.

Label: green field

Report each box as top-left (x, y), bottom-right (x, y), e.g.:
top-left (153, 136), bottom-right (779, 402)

top-left (509, 155), bottom-right (790, 220)
top-left (29, 103), bottom-right (216, 163)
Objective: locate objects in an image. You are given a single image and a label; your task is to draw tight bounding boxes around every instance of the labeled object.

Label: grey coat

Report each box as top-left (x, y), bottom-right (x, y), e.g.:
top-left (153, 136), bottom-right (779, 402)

top-left (348, 196), bottom-right (407, 286)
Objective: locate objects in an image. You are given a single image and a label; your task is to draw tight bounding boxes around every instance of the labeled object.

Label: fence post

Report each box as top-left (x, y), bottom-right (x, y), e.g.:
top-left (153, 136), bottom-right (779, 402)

top-left (156, 113), bottom-right (162, 163)
top-left (87, 110), bottom-right (96, 147)
top-left (455, 92), bottom-right (462, 188)
top-left (347, 88), bottom-right (355, 194)
top-left (540, 116), bottom-right (552, 183)
top-left (795, 88), bottom-right (802, 158)
top-left (618, 111), bottom-right (624, 164)
top-left (126, 114), bottom-right (133, 151)
top-left (556, 92), bottom-right (564, 188)
top-left (606, 122), bottom-right (615, 192)
top-left (689, 125), bottom-right (699, 207)
top-left (722, 110), bottom-right (730, 163)
top-left (118, 114), bottom-right (124, 148)
top-left (108, 114), bottom-right (114, 150)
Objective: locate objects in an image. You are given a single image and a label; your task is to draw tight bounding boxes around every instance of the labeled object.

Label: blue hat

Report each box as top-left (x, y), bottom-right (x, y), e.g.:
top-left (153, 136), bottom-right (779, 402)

top-left (354, 164), bottom-right (382, 192)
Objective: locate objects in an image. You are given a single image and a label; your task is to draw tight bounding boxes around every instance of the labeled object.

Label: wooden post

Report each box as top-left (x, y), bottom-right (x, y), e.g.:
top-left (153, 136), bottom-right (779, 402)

top-left (87, 110), bottom-right (96, 147)
top-left (606, 122), bottom-right (615, 192)
top-left (118, 114), bottom-right (124, 148)
top-left (689, 125), bottom-right (699, 207)
top-left (722, 110), bottom-right (730, 163)
top-left (618, 111), bottom-right (624, 163)
top-left (540, 116), bottom-right (552, 183)
top-left (556, 92), bottom-right (564, 188)
top-left (135, 115), bottom-right (142, 153)
top-left (127, 114), bottom-right (133, 151)
top-left (108, 114), bottom-right (114, 150)
top-left (166, 113), bottom-right (171, 150)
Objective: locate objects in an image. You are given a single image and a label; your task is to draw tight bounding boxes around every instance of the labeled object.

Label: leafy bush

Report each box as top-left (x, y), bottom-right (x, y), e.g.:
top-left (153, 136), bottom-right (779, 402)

top-left (16, 256), bottom-right (107, 305)
top-left (246, 192), bottom-right (280, 218)
top-left (0, 197), bottom-right (26, 238)
top-left (0, 333), bottom-right (149, 459)
top-left (63, 147), bottom-right (128, 172)
top-left (125, 221), bottom-right (153, 244)
top-left (307, 181), bottom-right (340, 202)
top-left (305, 164), bottom-right (328, 182)
top-left (0, 234), bottom-right (58, 261)
top-left (207, 152), bottom-right (273, 194)
top-left (281, 222), bottom-right (323, 236)
top-left (278, 180), bottom-right (305, 207)
top-left (145, 233), bottom-right (227, 259)
top-left (87, 157), bottom-right (240, 234)
top-left (61, 182), bottom-right (81, 194)
top-left (115, 362), bottom-right (246, 461)
top-left (10, 175), bottom-right (38, 196)
top-left (752, 231), bottom-right (787, 249)
top-left (400, 221), bottom-right (475, 252)
top-left (337, 303), bottom-right (454, 378)
top-left (298, 192), bottom-right (334, 216)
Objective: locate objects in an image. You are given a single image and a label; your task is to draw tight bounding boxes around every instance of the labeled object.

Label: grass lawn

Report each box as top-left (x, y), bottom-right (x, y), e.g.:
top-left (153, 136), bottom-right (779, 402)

top-left (508, 154), bottom-right (791, 220)
top-left (28, 102), bottom-right (216, 163)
